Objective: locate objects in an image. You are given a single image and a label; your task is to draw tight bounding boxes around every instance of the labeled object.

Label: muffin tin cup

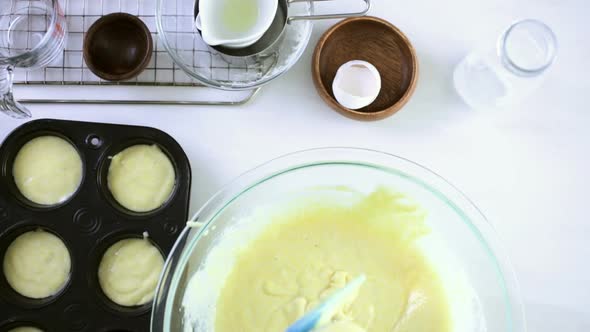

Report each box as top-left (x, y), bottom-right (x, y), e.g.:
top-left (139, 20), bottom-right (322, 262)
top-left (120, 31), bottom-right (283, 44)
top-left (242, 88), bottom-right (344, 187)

top-left (97, 139), bottom-right (181, 218)
top-left (0, 119), bottom-right (192, 331)
top-left (1, 131), bottom-right (86, 211)
top-left (89, 231), bottom-right (165, 317)
top-left (0, 224), bottom-right (73, 309)
top-left (1, 321), bottom-right (47, 331)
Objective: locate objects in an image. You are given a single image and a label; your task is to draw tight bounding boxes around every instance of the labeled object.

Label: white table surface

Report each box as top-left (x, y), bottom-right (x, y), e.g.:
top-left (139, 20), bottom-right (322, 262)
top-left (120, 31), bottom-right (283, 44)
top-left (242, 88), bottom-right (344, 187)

top-left (1, 0), bottom-right (589, 330)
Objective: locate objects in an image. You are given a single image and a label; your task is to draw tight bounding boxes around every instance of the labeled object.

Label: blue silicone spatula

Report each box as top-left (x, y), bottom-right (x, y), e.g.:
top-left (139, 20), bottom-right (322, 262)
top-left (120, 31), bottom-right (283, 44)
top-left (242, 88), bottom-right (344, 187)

top-left (285, 274), bottom-right (366, 332)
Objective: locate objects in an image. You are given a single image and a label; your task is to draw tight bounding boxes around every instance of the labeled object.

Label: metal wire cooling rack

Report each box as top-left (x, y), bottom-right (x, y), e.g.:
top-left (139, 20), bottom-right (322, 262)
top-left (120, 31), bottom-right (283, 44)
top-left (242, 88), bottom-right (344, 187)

top-left (12, 0), bottom-right (260, 106)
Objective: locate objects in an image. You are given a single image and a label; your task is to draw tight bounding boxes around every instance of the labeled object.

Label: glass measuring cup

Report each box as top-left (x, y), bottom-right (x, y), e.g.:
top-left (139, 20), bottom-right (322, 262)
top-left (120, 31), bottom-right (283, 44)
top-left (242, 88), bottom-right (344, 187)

top-left (0, 0), bottom-right (67, 118)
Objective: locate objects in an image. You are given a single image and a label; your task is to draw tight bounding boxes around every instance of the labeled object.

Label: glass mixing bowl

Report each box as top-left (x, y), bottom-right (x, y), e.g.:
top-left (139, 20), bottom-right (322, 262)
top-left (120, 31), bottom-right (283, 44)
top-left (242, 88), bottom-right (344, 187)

top-left (156, 0), bottom-right (312, 90)
top-left (151, 148), bottom-right (526, 332)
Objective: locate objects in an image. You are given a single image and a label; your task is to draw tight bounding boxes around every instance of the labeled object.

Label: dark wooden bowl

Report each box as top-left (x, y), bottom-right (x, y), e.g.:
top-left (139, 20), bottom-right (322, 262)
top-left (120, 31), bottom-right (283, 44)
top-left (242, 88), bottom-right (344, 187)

top-left (312, 17), bottom-right (418, 121)
top-left (83, 13), bottom-right (153, 82)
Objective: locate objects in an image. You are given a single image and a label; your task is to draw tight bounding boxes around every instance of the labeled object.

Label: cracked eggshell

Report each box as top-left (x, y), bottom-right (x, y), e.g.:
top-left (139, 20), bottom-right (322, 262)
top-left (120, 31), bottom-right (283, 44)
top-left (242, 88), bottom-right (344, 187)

top-left (332, 60), bottom-right (382, 110)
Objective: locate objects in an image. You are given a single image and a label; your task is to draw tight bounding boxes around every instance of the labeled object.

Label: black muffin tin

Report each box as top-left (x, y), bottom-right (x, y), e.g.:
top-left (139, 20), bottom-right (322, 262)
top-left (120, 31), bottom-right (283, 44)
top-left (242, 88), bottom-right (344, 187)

top-left (0, 119), bottom-right (192, 331)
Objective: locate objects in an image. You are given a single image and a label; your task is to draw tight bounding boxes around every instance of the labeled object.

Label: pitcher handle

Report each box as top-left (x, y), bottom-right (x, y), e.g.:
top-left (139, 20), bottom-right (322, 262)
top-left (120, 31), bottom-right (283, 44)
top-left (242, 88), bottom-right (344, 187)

top-left (287, 0), bottom-right (370, 22)
top-left (0, 66), bottom-right (31, 119)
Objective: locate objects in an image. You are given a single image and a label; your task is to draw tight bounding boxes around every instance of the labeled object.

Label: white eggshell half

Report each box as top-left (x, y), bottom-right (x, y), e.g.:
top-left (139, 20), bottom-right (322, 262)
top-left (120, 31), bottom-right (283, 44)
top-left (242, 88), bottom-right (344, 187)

top-left (332, 60), bottom-right (382, 110)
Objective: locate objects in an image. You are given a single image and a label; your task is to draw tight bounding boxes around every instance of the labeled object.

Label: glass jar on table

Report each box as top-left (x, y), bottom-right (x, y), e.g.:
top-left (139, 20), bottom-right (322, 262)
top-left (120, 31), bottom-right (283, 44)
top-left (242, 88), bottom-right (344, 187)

top-left (454, 19), bottom-right (557, 110)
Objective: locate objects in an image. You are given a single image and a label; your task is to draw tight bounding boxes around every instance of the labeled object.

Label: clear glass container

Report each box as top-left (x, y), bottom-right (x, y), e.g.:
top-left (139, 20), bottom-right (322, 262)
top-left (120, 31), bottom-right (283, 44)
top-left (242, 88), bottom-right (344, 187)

top-left (0, 0), bottom-right (66, 118)
top-left (454, 19), bottom-right (557, 110)
top-left (151, 148), bottom-right (526, 332)
top-left (155, 0), bottom-right (313, 90)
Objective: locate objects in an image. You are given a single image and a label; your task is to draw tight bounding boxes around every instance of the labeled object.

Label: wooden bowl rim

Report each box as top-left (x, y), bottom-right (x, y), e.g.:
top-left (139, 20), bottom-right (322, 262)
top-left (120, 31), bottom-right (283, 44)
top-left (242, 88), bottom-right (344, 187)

top-left (312, 16), bottom-right (419, 120)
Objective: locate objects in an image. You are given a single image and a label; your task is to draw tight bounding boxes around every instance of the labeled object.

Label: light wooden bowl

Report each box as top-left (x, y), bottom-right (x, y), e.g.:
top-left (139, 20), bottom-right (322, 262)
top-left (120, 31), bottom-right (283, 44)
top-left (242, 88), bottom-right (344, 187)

top-left (312, 16), bottom-right (418, 121)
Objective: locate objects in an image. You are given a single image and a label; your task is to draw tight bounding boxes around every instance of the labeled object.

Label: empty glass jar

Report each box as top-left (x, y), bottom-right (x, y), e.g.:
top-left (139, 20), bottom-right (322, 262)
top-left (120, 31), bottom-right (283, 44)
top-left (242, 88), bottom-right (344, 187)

top-left (454, 19), bottom-right (557, 110)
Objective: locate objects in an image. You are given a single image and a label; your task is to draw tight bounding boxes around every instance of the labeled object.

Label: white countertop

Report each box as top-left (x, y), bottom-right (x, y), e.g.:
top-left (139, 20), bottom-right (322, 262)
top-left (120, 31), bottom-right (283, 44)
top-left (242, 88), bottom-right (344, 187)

top-left (1, 0), bottom-right (589, 330)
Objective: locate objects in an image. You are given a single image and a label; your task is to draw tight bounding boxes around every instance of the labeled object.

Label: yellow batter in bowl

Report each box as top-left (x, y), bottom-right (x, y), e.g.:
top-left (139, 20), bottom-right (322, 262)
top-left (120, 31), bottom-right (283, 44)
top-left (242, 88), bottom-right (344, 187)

top-left (107, 144), bottom-right (175, 213)
top-left (316, 321), bottom-right (366, 332)
top-left (3, 230), bottom-right (71, 299)
top-left (12, 136), bottom-right (83, 206)
top-left (214, 189), bottom-right (452, 332)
